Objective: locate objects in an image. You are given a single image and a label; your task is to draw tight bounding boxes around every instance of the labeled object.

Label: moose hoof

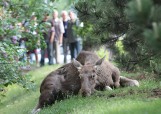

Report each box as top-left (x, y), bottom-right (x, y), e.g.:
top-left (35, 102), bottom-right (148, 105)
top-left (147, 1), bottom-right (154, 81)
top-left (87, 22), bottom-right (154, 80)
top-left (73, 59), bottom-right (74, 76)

top-left (105, 86), bottom-right (113, 90)
top-left (31, 108), bottom-right (41, 114)
top-left (133, 80), bottom-right (139, 87)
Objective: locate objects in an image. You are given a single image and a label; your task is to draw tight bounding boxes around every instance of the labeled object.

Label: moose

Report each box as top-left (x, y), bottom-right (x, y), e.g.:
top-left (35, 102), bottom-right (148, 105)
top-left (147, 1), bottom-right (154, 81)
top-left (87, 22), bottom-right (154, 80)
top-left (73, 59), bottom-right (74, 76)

top-left (32, 51), bottom-right (139, 114)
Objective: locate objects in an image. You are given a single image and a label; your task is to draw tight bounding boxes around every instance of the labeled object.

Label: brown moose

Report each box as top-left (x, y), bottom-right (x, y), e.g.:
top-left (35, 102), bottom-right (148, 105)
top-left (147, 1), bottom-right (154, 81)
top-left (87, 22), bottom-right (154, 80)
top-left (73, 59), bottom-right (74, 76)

top-left (76, 51), bottom-right (139, 89)
top-left (32, 51), bottom-right (139, 114)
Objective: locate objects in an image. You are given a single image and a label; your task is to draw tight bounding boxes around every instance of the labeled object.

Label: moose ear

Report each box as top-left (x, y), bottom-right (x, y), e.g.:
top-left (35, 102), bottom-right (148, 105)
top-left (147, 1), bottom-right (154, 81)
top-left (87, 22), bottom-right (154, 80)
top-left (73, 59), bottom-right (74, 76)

top-left (72, 59), bottom-right (82, 70)
top-left (95, 56), bottom-right (106, 67)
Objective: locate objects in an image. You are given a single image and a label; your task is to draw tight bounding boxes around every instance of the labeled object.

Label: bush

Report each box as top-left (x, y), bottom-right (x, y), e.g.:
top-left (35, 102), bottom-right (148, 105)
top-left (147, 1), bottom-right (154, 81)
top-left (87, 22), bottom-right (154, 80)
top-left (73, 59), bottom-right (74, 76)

top-left (0, 42), bottom-right (34, 90)
top-left (0, 0), bottom-right (55, 90)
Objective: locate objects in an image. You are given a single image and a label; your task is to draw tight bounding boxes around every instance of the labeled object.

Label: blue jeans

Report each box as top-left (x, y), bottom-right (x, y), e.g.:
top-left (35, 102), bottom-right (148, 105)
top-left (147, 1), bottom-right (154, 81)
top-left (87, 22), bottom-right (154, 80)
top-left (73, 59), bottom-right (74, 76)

top-left (63, 38), bottom-right (68, 63)
top-left (40, 42), bottom-right (54, 66)
top-left (69, 41), bottom-right (81, 59)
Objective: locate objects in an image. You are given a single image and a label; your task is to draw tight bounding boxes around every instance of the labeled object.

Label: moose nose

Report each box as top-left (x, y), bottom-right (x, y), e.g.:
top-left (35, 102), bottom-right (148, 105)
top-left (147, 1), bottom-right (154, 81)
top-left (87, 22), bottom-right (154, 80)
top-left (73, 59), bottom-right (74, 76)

top-left (79, 89), bottom-right (91, 97)
top-left (82, 92), bottom-right (90, 97)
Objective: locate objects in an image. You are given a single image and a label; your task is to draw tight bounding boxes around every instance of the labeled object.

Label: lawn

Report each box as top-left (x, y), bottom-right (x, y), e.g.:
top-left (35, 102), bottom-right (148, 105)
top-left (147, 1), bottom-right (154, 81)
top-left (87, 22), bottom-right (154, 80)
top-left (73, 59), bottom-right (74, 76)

top-left (0, 65), bottom-right (161, 114)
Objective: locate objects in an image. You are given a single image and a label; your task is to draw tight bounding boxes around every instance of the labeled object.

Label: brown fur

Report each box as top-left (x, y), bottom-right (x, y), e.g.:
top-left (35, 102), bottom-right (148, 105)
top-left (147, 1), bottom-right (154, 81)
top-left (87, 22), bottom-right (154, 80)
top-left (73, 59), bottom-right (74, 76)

top-left (35, 63), bottom-right (80, 110)
top-left (32, 51), bottom-right (139, 113)
top-left (32, 55), bottom-right (104, 113)
top-left (120, 76), bottom-right (139, 87)
top-left (76, 51), bottom-right (120, 89)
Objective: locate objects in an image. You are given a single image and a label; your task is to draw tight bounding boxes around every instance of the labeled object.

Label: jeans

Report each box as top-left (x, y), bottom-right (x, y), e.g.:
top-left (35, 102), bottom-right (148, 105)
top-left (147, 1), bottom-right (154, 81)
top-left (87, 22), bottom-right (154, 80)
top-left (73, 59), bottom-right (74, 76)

top-left (40, 42), bottom-right (54, 66)
top-left (63, 38), bottom-right (68, 63)
top-left (69, 41), bottom-right (81, 59)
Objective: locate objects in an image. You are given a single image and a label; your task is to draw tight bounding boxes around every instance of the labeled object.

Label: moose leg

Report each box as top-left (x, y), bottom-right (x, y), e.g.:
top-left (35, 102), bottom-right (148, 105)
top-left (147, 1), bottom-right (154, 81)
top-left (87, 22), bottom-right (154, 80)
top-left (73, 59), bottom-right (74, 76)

top-left (112, 70), bottom-right (120, 88)
top-left (120, 76), bottom-right (139, 87)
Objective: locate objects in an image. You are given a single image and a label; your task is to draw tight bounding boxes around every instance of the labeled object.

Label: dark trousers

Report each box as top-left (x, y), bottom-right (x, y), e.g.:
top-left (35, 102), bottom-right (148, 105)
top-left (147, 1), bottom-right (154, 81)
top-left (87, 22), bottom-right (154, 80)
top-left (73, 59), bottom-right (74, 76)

top-left (40, 42), bottom-right (54, 66)
top-left (69, 41), bottom-right (80, 59)
top-left (53, 41), bottom-right (60, 64)
top-left (63, 38), bottom-right (68, 63)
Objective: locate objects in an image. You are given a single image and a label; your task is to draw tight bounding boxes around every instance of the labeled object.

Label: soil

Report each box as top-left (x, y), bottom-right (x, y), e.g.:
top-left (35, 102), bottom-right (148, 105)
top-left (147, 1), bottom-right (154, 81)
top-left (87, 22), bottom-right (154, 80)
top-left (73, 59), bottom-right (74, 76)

top-left (95, 87), bottom-right (161, 99)
top-left (151, 88), bottom-right (161, 98)
top-left (134, 74), bottom-right (147, 80)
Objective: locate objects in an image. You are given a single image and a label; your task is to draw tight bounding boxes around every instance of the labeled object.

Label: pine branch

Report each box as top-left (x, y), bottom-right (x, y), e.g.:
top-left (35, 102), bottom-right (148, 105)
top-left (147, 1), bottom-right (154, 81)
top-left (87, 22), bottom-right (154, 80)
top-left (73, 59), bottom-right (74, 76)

top-left (105, 33), bottom-right (125, 47)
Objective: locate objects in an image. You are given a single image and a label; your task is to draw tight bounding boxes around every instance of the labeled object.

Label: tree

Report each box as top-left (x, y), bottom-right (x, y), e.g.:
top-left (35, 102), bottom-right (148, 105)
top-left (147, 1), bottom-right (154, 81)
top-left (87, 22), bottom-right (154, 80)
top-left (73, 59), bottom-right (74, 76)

top-left (74, 0), bottom-right (161, 74)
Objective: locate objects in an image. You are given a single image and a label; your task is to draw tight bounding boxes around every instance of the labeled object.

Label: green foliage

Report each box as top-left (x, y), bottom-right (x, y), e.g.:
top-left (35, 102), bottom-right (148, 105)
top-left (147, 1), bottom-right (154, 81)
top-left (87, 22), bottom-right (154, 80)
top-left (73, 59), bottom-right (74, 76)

top-left (72, 21), bottom-right (101, 50)
top-left (150, 57), bottom-right (161, 77)
top-left (95, 47), bottom-right (109, 61)
top-left (75, 0), bottom-right (128, 37)
top-left (126, 0), bottom-right (161, 50)
top-left (75, 0), bottom-right (161, 73)
top-left (0, 0), bottom-right (59, 90)
top-left (144, 22), bottom-right (161, 50)
top-left (126, 0), bottom-right (153, 26)
top-left (115, 39), bottom-right (126, 55)
top-left (0, 42), bottom-right (34, 90)
top-left (0, 0), bottom-right (77, 89)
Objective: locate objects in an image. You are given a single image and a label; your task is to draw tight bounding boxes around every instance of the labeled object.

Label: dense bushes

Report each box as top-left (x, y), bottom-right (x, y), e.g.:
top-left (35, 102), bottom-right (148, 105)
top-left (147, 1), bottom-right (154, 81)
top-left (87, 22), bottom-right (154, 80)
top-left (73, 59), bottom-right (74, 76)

top-left (0, 0), bottom-right (54, 90)
top-left (0, 0), bottom-right (75, 90)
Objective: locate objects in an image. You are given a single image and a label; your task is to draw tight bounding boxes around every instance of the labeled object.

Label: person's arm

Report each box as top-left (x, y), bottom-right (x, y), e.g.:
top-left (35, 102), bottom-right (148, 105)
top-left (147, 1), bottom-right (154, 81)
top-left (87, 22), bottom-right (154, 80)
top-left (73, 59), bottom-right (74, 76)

top-left (50, 27), bottom-right (55, 43)
top-left (50, 32), bottom-right (54, 43)
top-left (59, 20), bottom-right (65, 44)
top-left (59, 33), bottom-right (63, 44)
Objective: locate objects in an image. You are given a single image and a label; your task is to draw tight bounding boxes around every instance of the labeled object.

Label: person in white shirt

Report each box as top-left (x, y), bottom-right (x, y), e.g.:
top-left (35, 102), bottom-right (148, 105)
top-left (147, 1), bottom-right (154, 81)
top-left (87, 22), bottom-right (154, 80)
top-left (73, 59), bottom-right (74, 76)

top-left (51, 10), bottom-right (64, 64)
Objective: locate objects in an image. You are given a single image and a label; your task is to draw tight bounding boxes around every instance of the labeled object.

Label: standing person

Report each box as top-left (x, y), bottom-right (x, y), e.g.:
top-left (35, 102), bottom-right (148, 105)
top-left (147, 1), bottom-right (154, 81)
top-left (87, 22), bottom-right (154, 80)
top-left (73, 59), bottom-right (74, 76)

top-left (61, 10), bottom-right (69, 63)
top-left (67, 11), bottom-right (81, 60)
top-left (40, 14), bottom-right (55, 66)
top-left (23, 15), bottom-right (39, 66)
top-left (51, 10), bottom-right (64, 64)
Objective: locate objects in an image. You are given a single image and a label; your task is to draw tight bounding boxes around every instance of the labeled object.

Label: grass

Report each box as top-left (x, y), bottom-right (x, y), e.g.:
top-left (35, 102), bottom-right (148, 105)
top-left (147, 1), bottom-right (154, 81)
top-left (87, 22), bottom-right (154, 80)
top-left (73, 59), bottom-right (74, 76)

top-left (0, 65), bottom-right (161, 114)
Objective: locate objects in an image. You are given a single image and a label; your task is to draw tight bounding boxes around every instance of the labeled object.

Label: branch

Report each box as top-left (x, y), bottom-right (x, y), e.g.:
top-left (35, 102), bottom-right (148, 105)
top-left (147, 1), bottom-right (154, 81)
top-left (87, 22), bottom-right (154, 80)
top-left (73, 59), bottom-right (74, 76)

top-left (105, 33), bottom-right (125, 47)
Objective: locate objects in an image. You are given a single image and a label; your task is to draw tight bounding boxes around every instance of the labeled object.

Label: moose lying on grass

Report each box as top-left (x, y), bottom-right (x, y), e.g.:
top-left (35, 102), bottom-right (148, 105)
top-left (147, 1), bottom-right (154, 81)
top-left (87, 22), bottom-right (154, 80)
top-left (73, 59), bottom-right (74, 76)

top-left (32, 51), bottom-right (139, 114)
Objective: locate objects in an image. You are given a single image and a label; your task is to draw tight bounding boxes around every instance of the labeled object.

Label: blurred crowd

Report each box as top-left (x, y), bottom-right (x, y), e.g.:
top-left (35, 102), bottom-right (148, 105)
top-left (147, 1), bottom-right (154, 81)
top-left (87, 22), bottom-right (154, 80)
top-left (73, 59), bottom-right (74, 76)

top-left (10, 10), bottom-right (82, 68)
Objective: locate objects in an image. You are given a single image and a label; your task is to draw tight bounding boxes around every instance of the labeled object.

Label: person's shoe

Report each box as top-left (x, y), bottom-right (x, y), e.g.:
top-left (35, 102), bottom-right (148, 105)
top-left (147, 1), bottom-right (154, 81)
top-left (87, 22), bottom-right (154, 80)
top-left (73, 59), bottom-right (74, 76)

top-left (56, 62), bottom-right (60, 64)
top-left (48, 63), bottom-right (54, 65)
top-left (36, 63), bottom-right (40, 67)
top-left (40, 64), bottom-right (44, 67)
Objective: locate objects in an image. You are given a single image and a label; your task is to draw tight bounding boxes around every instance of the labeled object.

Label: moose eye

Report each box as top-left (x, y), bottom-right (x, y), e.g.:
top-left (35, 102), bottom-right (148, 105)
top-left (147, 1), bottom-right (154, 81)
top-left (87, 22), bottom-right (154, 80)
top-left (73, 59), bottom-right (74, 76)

top-left (91, 74), bottom-right (95, 78)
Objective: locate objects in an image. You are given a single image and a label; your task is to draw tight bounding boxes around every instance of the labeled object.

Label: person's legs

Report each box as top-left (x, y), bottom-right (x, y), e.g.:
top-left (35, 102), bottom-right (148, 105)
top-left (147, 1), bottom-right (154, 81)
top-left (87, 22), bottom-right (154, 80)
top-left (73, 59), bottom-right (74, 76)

top-left (75, 41), bottom-right (80, 57)
top-left (72, 41), bottom-right (80, 59)
top-left (63, 38), bottom-right (68, 63)
top-left (40, 49), bottom-right (45, 66)
top-left (69, 42), bottom-right (75, 60)
top-left (55, 41), bottom-right (60, 64)
top-left (77, 40), bottom-right (81, 53)
top-left (48, 42), bottom-right (54, 65)
top-left (26, 52), bottom-right (30, 66)
top-left (53, 41), bottom-right (56, 64)
top-left (34, 49), bottom-right (39, 66)
top-left (26, 51), bottom-right (31, 69)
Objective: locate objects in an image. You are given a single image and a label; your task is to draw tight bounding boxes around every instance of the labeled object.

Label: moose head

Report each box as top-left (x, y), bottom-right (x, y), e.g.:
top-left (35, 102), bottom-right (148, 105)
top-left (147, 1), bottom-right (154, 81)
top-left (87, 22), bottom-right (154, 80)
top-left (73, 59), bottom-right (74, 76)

top-left (72, 56), bottom-right (105, 97)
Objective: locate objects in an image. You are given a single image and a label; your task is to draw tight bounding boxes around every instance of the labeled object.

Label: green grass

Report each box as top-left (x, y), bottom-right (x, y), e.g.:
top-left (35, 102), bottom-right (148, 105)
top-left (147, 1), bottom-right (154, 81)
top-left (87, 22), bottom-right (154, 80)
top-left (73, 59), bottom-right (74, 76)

top-left (0, 65), bottom-right (161, 114)
top-left (0, 65), bottom-right (61, 114)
